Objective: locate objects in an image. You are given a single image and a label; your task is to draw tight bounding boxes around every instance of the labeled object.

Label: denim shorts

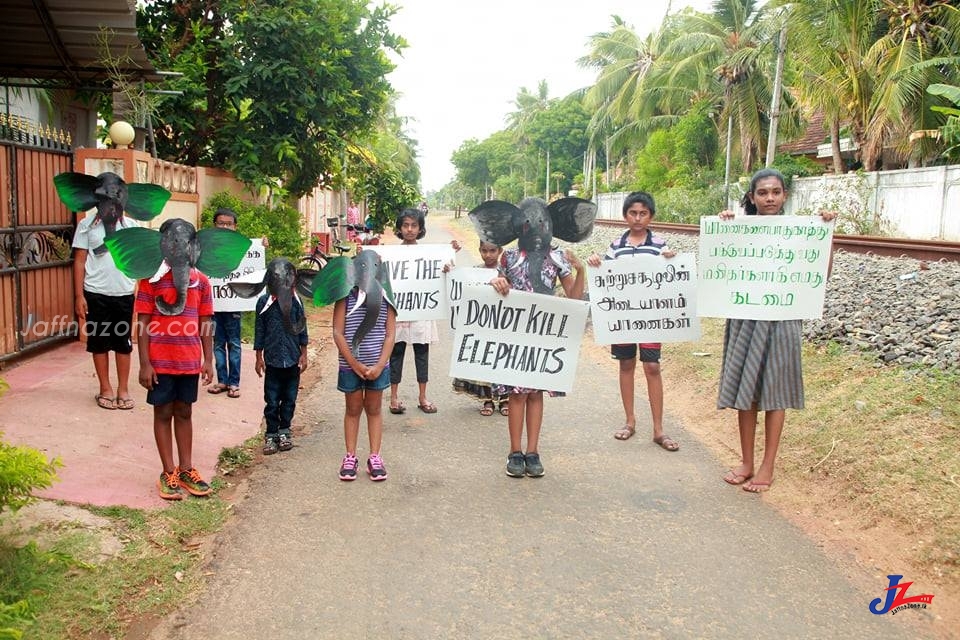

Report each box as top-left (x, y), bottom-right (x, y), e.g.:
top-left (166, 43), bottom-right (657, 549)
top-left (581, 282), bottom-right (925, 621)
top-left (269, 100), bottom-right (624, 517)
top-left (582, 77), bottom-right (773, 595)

top-left (147, 374), bottom-right (199, 405)
top-left (337, 367), bottom-right (390, 393)
top-left (611, 343), bottom-right (661, 363)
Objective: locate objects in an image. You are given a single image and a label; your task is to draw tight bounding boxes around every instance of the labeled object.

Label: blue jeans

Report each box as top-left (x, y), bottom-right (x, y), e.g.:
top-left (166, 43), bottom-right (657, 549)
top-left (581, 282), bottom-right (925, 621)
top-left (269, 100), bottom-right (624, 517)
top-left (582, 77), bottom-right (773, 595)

top-left (264, 365), bottom-right (300, 436)
top-left (214, 312), bottom-right (242, 387)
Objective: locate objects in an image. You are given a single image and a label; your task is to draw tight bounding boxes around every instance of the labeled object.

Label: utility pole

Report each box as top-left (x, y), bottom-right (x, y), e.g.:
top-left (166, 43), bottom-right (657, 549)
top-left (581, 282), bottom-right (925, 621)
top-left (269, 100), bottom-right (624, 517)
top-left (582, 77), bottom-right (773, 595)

top-left (765, 25), bottom-right (788, 167)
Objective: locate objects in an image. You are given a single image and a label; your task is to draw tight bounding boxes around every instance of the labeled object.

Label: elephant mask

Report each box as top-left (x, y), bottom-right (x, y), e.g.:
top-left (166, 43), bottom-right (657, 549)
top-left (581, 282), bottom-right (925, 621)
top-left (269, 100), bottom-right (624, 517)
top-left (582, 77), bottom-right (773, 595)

top-left (54, 171), bottom-right (171, 255)
top-left (228, 258), bottom-right (311, 335)
top-left (312, 251), bottom-right (396, 358)
top-left (468, 197), bottom-right (597, 294)
top-left (105, 218), bottom-right (251, 316)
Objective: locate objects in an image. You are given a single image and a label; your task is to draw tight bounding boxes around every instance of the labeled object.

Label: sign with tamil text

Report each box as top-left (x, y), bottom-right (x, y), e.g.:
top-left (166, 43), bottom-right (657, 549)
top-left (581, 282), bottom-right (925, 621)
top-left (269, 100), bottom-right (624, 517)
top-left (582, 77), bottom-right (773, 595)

top-left (587, 253), bottom-right (700, 344)
top-left (698, 215), bottom-right (834, 320)
top-left (210, 239), bottom-right (266, 312)
top-left (367, 244), bottom-right (456, 322)
top-left (450, 284), bottom-right (589, 393)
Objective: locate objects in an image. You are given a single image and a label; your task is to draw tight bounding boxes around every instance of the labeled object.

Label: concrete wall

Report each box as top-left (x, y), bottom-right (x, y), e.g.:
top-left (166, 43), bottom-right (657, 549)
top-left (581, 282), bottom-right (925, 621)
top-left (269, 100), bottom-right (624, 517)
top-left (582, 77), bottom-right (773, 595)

top-left (596, 163), bottom-right (960, 240)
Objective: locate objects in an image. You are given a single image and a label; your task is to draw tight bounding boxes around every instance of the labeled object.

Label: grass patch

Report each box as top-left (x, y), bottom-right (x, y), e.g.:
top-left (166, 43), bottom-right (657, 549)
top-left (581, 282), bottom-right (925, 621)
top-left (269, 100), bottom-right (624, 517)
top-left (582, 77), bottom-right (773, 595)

top-left (0, 448), bottom-right (244, 639)
top-left (217, 432), bottom-right (262, 476)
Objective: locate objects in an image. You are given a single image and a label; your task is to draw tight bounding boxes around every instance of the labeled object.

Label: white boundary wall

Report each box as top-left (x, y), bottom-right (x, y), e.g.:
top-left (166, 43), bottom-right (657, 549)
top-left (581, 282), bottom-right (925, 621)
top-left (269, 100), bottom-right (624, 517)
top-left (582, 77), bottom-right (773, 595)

top-left (596, 163), bottom-right (960, 240)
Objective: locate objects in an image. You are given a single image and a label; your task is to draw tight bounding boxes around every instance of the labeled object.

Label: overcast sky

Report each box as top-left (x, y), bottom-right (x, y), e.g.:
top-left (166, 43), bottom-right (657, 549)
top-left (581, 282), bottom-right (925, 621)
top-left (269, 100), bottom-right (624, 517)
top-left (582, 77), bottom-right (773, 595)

top-left (386, 0), bottom-right (714, 192)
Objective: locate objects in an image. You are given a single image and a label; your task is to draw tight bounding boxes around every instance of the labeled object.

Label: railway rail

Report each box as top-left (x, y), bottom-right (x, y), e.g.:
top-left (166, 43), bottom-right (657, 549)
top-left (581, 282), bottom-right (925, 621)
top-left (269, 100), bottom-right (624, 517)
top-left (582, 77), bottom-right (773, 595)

top-left (595, 219), bottom-right (960, 263)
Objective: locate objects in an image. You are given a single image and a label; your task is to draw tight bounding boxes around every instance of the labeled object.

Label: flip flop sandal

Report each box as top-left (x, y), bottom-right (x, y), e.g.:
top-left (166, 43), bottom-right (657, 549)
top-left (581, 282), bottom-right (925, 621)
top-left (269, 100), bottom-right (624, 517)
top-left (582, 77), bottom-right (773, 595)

top-left (614, 426), bottom-right (635, 440)
top-left (95, 394), bottom-right (116, 410)
top-left (480, 401), bottom-right (495, 416)
top-left (227, 387), bottom-right (241, 398)
top-left (418, 402), bottom-right (438, 414)
top-left (389, 401), bottom-right (406, 415)
top-left (115, 397), bottom-right (135, 410)
top-left (723, 470), bottom-right (753, 485)
top-left (207, 384), bottom-right (228, 394)
top-left (653, 434), bottom-right (680, 451)
top-left (498, 401), bottom-right (509, 417)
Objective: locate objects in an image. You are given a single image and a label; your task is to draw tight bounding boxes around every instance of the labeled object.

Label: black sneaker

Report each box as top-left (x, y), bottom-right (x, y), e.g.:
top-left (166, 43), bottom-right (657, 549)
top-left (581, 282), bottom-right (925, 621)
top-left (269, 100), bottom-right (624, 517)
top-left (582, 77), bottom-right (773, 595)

top-left (339, 453), bottom-right (359, 481)
top-left (263, 437), bottom-right (279, 455)
top-left (524, 452), bottom-right (544, 477)
top-left (277, 433), bottom-right (293, 452)
top-left (506, 451), bottom-right (526, 477)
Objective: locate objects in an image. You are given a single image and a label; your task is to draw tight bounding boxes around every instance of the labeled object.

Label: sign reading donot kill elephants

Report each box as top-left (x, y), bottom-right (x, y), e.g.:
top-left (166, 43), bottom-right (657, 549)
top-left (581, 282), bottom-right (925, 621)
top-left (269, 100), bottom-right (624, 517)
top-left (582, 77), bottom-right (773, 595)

top-left (446, 267), bottom-right (498, 331)
top-left (368, 244), bottom-right (456, 322)
top-left (210, 239), bottom-right (266, 312)
top-left (450, 284), bottom-right (589, 394)
top-left (698, 215), bottom-right (834, 320)
top-left (587, 253), bottom-right (700, 344)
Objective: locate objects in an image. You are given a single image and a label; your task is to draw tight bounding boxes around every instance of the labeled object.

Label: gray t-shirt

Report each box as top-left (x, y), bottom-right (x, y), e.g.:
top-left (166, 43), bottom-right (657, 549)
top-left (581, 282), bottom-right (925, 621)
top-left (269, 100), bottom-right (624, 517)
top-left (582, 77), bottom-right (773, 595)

top-left (72, 214), bottom-right (139, 296)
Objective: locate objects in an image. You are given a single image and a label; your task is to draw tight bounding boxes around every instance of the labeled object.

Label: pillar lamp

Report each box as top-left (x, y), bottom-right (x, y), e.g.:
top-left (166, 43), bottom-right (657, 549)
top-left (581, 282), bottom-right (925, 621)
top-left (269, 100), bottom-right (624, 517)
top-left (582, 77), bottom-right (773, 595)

top-left (108, 121), bottom-right (135, 148)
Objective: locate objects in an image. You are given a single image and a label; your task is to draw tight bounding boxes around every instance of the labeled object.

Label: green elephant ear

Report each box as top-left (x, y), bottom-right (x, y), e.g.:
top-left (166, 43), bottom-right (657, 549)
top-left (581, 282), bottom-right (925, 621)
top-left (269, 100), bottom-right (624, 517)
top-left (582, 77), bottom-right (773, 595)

top-left (104, 227), bottom-right (164, 279)
top-left (126, 184), bottom-right (171, 221)
top-left (53, 172), bottom-right (99, 212)
top-left (312, 256), bottom-right (354, 307)
top-left (195, 228), bottom-right (252, 278)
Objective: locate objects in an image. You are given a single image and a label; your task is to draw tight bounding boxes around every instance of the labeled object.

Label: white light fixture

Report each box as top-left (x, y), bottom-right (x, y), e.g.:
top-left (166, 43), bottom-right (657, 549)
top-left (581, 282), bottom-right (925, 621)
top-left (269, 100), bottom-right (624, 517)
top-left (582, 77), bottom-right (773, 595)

top-left (108, 121), bottom-right (135, 148)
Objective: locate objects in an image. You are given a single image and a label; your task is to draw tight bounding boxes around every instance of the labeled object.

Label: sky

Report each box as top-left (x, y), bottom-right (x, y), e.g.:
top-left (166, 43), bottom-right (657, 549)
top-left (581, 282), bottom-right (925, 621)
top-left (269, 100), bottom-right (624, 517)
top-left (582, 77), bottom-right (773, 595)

top-left (386, 0), bottom-right (714, 192)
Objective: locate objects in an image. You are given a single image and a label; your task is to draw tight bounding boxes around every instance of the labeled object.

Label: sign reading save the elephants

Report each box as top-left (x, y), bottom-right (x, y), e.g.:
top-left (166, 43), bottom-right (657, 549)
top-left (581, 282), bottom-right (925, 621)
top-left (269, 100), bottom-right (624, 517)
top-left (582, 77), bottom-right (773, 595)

top-left (368, 244), bottom-right (455, 321)
top-left (210, 239), bottom-right (266, 312)
top-left (698, 215), bottom-right (834, 320)
top-left (587, 253), bottom-right (700, 344)
top-left (449, 284), bottom-right (589, 393)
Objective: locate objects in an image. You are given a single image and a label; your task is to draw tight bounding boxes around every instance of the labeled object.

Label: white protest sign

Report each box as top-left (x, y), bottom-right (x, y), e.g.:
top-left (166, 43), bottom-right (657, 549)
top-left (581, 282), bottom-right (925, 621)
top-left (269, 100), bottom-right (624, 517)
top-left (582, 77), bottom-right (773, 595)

top-left (450, 284), bottom-right (589, 394)
top-left (447, 267), bottom-right (498, 331)
top-left (588, 253), bottom-right (700, 344)
top-left (210, 239), bottom-right (266, 312)
top-left (698, 215), bottom-right (834, 320)
top-left (368, 244), bottom-right (455, 321)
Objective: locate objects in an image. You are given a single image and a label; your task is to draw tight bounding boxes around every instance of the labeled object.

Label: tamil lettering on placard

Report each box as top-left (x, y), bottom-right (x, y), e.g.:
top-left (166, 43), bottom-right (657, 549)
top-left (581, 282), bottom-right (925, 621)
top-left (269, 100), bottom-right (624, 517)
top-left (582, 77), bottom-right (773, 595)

top-left (210, 238), bottom-right (266, 312)
top-left (588, 253), bottom-right (700, 344)
top-left (447, 267), bottom-right (498, 330)
top-left (698, 215), bottom-right (834, 320)
top-left (449, 284), bottom-right (589, 394)
top-left (368, 244), bottom-right (455, 322)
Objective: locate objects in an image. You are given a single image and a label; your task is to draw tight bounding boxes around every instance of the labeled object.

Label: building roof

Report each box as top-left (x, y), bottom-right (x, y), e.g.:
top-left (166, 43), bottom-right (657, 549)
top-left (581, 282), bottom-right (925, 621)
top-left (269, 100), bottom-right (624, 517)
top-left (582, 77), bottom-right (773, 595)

top-left (778, 111), bottom-right (828, 155)
top-left (0, 0), bottom-right (162, 87)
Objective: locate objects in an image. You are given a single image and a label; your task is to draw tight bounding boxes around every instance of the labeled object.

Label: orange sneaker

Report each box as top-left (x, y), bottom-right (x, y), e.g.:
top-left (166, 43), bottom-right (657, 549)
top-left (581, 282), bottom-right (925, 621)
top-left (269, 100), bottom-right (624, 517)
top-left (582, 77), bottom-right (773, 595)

top-left (177, 467), bottom-right (212, 496)
top-left (157, 470), bottom-right (184, 500)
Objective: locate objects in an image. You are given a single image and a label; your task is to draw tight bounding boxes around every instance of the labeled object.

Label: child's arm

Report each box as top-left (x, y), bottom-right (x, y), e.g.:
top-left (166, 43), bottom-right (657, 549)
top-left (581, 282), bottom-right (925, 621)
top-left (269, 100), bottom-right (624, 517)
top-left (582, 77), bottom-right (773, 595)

top-left (73, 248), bottom-right (88, 318)
top-left (332, 298), bottom-right (364, 375)
top-left (298, 345), bottom-right (308, 373)
top-left (255, 350), bottom-right (265, 378)
top-left (136, 312), bottom-right (156, 390)
top-left (560, 249), bottom-right (586, 300)
top-left (368, 306), bottom-right (397, 379)
top-left (200, 315), bottom-right (214, 386)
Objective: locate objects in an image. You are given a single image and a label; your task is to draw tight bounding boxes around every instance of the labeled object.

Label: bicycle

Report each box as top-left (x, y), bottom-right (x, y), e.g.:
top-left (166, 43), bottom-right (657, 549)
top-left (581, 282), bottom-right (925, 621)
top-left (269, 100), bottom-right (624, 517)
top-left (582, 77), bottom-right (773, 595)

top-left (299, 218), bottom-right (373, 272)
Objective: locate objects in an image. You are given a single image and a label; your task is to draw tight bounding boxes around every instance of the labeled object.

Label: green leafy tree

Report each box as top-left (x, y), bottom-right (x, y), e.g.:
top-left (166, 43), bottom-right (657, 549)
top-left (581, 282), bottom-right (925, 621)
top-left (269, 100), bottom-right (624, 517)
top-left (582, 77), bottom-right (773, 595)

top-left (137, 0), bottom-right (404, 198)
top-left (200, 193), bottom-right (306, 260)
top-left (0, 433), bottom-right (60, 515)
top-left (525, 96), bottom-right (592, 196)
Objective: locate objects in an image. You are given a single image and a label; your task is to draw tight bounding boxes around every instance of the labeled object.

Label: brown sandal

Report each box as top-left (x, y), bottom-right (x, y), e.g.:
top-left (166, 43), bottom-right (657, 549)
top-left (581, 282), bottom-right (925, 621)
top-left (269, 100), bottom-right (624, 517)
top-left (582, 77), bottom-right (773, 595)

top-left (227, 387), bottom-right (240, 398)
top-left (614, 426), bottom-right (635, 440)
top-left (207, 383), bottom-right (228, 395)
top-left (480, 401), bottom-right (495, 416)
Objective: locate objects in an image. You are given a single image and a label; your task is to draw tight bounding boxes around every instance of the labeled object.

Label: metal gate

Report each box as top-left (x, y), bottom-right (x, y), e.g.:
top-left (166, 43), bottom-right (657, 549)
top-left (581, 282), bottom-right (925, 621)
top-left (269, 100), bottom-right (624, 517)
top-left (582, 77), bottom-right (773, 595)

top-left (0, 121), bottom-right (75, 363)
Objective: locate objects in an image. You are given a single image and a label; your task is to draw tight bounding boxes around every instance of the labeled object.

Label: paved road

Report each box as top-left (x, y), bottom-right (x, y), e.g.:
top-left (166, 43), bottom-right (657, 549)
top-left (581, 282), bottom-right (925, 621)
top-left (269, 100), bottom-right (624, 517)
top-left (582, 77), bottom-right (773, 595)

top-left (149, 216), bottom-right (923, 639)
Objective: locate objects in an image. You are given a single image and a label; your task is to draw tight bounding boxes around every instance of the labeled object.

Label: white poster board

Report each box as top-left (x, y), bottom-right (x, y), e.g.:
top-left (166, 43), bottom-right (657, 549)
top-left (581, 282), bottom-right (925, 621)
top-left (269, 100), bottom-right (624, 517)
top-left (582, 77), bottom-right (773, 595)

top-left (698, 215), bottom-right (834, 320)
top-left (450, 284), bottom-right (589, 394)
top-left (446, 267), bottom-right (498, 331)
top-left (368, 244), bottom-right (455, 321)
top-left (209, 239), bottom-right (267, 312)
top-left (588, 253), bottom-right (700, 344)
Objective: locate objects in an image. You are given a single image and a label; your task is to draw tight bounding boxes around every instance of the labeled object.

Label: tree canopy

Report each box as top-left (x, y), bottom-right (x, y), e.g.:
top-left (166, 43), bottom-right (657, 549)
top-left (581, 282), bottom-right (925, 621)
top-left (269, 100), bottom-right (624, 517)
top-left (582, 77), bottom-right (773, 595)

top-left (137, 0), bottom-right (405, 198)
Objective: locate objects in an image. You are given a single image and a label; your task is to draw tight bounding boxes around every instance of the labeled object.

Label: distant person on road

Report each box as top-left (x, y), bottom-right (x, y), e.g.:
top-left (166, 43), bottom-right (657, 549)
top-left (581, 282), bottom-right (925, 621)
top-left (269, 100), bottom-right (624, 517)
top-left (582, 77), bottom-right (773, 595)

top-left (717, 168), bottom-right (836, 493)
top-left (387, 208), bottom-right (461, 415)
top-left (451, 240), bottom-right (508, 417)
top-left (331, 252), bottom-right (397, 481)
top-left (587, 191), bottom-right (678, 450)
top-left (254, 258), bottom-right (309, 455)
top-left (418, 200), bottom-right (429, 216)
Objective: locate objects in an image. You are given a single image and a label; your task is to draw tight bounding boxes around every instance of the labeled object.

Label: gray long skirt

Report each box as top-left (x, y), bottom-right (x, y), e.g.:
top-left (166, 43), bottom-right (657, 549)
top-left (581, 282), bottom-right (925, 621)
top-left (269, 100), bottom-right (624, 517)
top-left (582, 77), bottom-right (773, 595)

top-left (717, 319), bottom-right (805, 411)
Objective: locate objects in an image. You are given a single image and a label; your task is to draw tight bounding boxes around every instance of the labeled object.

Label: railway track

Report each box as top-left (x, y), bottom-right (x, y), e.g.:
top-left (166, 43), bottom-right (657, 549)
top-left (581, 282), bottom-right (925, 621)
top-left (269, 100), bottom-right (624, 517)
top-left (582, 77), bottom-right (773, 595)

top-left (595, 219), bottom-right (960, 263)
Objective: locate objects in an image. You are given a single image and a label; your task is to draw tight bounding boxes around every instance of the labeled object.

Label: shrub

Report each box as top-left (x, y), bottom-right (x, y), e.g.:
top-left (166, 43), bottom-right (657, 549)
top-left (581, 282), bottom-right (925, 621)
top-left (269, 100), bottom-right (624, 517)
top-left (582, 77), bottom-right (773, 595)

top-left (201, 192), bottom-right (307, 260)
top-left (0, 435), bottom-right (60, 515)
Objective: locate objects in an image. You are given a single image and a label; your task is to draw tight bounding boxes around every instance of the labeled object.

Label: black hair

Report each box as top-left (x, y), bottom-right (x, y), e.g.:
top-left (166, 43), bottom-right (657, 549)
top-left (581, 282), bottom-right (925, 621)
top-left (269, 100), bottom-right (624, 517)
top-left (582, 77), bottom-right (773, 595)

top-left (479, 240), bottom-right (501, 249)
top-left (394, 208), bottom-right (426, 240)
top-left (622, 191), bottom-right (656, 216)
top-left (741, 168), bottom-right (787, 216)
top-left (213, 207), bottom-right (238, 224)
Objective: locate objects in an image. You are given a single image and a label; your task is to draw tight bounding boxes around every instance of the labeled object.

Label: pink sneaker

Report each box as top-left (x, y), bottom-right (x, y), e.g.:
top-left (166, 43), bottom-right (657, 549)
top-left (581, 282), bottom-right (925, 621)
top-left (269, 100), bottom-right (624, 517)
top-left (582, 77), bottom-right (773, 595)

top-left (338, 453), bottom-right (358, 481)
top-left (367, 453), bottom-right (388, 481)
